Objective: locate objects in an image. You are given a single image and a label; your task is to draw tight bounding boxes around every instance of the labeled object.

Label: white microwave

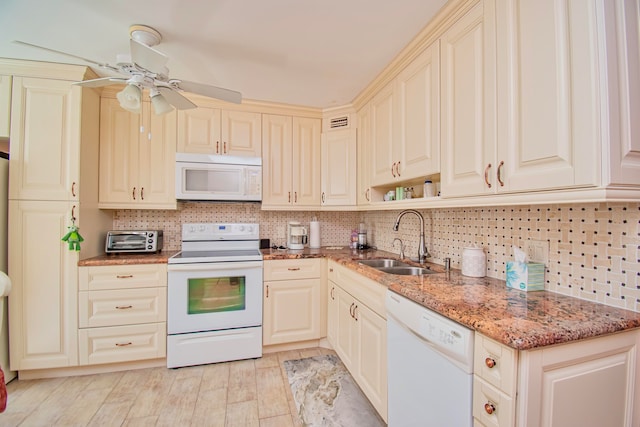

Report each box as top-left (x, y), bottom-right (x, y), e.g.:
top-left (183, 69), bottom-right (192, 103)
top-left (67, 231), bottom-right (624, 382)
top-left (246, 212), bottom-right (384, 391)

top-left (175, 153), bottom-right (262, 201)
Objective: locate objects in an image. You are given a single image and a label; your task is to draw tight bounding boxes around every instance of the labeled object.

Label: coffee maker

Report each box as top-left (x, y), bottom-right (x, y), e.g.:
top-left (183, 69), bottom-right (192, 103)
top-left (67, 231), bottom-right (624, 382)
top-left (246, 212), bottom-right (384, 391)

top-left (287, 221), bottom-right (308, 250)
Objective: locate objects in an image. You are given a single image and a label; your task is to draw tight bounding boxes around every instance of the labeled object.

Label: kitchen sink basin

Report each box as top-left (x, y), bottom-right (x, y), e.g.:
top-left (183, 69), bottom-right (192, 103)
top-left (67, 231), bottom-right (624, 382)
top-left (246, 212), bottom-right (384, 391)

top-left (377, 266), bottom-right (439, 276)
top-left (358, 259), bottom-right (411, 268)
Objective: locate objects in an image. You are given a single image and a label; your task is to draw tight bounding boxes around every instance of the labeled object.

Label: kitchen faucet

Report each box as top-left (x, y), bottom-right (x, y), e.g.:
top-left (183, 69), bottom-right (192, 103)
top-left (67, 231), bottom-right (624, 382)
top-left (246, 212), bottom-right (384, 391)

top-left (393, 209), bottom-right (430, 263)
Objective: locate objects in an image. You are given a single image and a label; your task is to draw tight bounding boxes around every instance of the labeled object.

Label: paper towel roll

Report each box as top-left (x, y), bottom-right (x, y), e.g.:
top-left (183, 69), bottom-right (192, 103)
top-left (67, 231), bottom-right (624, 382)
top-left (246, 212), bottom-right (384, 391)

top-left (309, 221), bottom-right (321, 248)
top-left (0, 272), bottom-right (10, 298)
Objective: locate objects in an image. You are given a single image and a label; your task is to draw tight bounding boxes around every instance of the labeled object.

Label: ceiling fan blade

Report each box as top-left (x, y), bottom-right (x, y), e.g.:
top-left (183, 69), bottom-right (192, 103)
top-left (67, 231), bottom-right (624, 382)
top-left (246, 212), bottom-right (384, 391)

top-left (175, 80), bottom-right (242, 104)
top-left (12, 40), bottom-right (117, 71)
top-left (72, 77), bottom-right (128, 88)
top-left (156, 87), bottom-right (197, 110)
top-left (130, 39), bottom-right (168, 75)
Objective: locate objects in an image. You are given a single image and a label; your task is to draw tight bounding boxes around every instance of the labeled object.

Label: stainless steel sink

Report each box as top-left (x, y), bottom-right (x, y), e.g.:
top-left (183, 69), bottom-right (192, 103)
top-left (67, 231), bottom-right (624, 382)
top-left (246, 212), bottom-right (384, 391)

top-left (377, 266), bottom-right (439, 276)
top-left (358, 259), bottom-right (411, 268)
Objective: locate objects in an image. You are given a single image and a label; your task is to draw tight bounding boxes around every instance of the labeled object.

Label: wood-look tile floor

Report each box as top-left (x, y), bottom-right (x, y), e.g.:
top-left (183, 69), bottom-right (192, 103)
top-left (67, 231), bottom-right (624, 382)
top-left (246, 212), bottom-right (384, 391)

top-left (1, 348), bottom-right (336, 427)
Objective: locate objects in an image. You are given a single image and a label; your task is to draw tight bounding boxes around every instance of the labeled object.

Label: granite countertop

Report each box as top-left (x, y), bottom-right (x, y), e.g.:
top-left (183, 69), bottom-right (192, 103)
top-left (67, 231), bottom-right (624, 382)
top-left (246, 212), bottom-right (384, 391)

top-left (263, 247), bottom-right (640, 351)
top-left (77, 250), bottom-right (179, 266)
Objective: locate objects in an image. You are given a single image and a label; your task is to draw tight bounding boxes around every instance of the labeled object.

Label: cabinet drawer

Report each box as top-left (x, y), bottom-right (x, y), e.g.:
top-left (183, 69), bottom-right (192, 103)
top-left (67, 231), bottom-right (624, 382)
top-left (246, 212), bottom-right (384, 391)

top-left (473, 377), bottom-right (515, 427)
top-left (264, 259), bottom-right (321, 281)
top-left (79, 264), bottom-right (167, 291)
top-left (474, 333), bottom-right (518, 395)
top-left (79, 288), bottom-right (167, 328)
top-left (79, 323), bottom-right (166, 365)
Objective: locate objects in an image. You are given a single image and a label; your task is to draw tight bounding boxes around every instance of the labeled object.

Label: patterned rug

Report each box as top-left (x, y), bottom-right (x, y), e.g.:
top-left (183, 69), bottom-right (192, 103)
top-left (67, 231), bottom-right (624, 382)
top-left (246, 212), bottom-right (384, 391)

top-left (284, 354), bottom-right (385, 426)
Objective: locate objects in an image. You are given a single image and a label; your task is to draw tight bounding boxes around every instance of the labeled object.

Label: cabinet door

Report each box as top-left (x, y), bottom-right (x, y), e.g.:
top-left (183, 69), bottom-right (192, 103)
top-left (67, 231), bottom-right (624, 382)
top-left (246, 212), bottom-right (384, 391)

top-left (8, 200), bottom-right (78, 370)
top-left (496, 0), bottom-right (600, 192)
top-left (98, 97), bottom-right (139, 205)
top-left (262, 114), bottom-right (293, 206)
top-left (263, 278), bottom-right (321, 345)
top-left (327, 281), bottom-right (338, 348)
top-left (176, 107), bottom-right (221, 154)
top-left (321, 128), bottom-right (356, 206)
top-left (354, 302), bottom-right (388, 422)
top-left (292, 117), bottom-right (321, 206)
top-left (0, 74), bottom-right (10, 139)
top-left (222, 110), bottom-right (262, 157)
top-left (396, 41), bottom-right (440, 180)
top-left (440, 1), bottom-right (497, 198)
top-left (9, 77), bottom-right (81, 201)
top-left (357, 104), bottom-right (372, 205)
top-left (138, 105), bottom-right (177, 208)
top-left (370, 82), bottom-right (395, 186)
top-left (334, 286), bottom-right (357, 369)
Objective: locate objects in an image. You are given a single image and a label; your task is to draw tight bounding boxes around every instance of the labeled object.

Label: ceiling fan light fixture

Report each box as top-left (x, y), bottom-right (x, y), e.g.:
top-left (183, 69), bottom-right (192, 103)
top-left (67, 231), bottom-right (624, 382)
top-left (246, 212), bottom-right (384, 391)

top-left (129, 24), bottom-right (161, 47)
top-left (116, 83), bottom-right (142, 113)
top-left (150, 91), bottom-right (174, 115)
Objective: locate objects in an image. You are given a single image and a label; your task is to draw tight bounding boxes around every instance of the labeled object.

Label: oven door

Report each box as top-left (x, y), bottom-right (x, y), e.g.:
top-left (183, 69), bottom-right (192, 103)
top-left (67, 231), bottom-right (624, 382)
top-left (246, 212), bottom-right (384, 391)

top-left (167, 261), bottom-right (263, 335)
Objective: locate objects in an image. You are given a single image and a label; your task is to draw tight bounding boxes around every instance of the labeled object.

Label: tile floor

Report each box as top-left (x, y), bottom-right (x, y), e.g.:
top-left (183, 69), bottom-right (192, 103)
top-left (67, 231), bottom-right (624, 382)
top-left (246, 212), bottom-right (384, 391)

top-left (0, 348), bottom-right (336, 427)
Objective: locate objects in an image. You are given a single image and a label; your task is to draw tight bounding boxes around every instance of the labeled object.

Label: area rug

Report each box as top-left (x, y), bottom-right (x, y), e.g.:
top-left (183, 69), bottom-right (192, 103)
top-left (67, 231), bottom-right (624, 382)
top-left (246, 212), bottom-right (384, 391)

top-left (284, 354), bottom-right (385, 426)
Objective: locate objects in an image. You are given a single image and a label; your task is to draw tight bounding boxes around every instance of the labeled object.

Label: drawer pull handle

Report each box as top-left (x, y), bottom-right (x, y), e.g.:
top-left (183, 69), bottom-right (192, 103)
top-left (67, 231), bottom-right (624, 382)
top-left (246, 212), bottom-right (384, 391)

top-left (484, 402), bottom-right (496, 415)
top-left (116, 305), bottom-right (133, 310)
top-left (115, 342), bottom-right (132, 347)
top-left (485, 357), bottom-right (496, 368)
top-left (287, 267), bottom-right (301, 271)
top-left (116, 275), bottom-right (134, 279)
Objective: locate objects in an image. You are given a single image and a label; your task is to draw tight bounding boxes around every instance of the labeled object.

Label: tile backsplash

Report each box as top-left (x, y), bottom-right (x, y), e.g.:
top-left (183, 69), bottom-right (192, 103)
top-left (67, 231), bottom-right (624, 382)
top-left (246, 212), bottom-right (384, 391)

top-left (114, 201), bottom-right (639, 313)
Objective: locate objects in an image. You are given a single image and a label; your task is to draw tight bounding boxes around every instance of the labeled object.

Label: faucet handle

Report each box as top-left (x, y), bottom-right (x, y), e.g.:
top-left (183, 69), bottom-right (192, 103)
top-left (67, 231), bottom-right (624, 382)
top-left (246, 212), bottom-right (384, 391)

top-left (393, 238), bottom-right (405, 259)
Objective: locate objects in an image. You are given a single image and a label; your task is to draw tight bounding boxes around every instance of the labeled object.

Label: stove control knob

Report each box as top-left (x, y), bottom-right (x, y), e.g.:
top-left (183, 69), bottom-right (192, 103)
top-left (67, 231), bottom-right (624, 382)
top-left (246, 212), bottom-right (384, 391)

top-left (199, 225), bottom-right (205, 232)
top-left (189, 225), bottom-right (195, 232)
top-left (238, 225), bottom-right (245, 231)
top-left (247, 226), bottom-right (253, 233)
top-left (147, 245), bottom-right (152, 249)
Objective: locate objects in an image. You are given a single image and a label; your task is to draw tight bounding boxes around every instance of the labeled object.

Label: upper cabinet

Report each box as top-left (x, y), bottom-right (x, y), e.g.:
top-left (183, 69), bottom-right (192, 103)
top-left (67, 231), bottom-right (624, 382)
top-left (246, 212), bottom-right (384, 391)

top-left (440, 0), bottom-right (497, 198)
top-left (9, 77), bottom-right (84, 201)
top-left (370, 41), bottom-right (440, 187)
top-left (99, 97), bottom-right (177, 209)
top-left (177, 107), bottom-right (261, 157)
top-left (321, 127), bottom-right (357, 206)
top-left (0, 74), bottom-right (10, 139)
top-left (262, 114), bottom-right (321, 209)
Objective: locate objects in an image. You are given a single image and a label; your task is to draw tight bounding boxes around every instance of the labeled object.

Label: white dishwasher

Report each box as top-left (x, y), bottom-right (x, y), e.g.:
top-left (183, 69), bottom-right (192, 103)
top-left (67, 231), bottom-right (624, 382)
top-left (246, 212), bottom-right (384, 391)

top-left (386, 290), bottom-right (474, 427)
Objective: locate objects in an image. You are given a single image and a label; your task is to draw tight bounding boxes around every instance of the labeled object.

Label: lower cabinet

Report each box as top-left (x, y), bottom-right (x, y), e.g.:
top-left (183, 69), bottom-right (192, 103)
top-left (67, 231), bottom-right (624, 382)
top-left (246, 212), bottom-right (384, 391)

top-left (474, 329), bottom-right (640, 426)
top-left (327, 260), bottom-right (387, 423)
top-left (78, 264), bottom-right (167, 365)
top-left (263, 259), bottom-right (324, 346)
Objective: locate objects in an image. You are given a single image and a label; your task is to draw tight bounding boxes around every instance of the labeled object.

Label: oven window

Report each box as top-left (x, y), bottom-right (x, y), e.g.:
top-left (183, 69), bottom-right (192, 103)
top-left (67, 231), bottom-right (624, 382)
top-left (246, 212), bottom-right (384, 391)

top-left (188, 276), bottom-right (246, 314)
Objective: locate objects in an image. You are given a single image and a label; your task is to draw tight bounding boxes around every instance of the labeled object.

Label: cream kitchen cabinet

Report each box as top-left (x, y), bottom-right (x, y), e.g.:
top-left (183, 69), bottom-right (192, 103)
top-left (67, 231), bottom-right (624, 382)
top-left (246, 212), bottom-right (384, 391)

top-left (262, 114), bottom-right (321, 209)
top-left (474, 330), bottom-right (640, 427)
top-left (9, 200), bottom-right (80, 370)
top-left (9, 77), bottom-right (86, 201)
top-left (0, 74), bottom-right (10, 138)
top-left (356, 104), bottom-right (372, 205)
top-left (442, 0), bottom-right (602, 198)
top-left (177, 107), bottom-right (261, 157)
top-left (78, 264), bottom-right (167, 365)
top-left (99, 96), bottom-right (177, 209)
top-left (327, 260), bottom-right (387, 422)
top-left (321, 128), bottom-right (356, 206)
top-left (370, 41), bottom-right (440, 187)
top-left (263, 259), bottom-right (324, 346)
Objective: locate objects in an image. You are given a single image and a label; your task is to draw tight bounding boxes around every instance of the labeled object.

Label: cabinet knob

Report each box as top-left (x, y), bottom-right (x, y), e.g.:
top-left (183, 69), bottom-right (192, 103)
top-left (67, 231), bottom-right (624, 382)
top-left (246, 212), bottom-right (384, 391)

top-left (484, 402), bottom-right (496, 415)
top-left (485, 357), bottom-right (496, 368)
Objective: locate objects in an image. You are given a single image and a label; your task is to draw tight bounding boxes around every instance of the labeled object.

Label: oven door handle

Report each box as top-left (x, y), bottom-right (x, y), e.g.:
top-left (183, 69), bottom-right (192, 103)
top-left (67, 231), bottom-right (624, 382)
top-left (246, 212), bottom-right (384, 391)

top-left (167, 261), bottom-right (263, 272)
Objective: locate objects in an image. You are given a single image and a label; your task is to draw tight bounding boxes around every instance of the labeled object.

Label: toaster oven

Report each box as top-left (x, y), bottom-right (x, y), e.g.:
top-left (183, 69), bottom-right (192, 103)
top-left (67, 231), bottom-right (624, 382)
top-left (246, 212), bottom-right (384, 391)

top-left (105, 230), bottom-right (163, 254)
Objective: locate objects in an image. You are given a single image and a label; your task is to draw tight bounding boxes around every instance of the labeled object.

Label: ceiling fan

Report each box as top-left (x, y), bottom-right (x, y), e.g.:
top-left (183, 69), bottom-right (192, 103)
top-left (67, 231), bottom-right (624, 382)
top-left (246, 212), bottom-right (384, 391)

top-left (14, 24), bottom-right (242, 115)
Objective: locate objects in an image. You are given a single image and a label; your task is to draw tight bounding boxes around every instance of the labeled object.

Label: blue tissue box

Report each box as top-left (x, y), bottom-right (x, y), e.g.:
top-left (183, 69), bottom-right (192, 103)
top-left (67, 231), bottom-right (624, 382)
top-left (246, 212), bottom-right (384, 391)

top-left (506, 261), bottom-right (545, 291)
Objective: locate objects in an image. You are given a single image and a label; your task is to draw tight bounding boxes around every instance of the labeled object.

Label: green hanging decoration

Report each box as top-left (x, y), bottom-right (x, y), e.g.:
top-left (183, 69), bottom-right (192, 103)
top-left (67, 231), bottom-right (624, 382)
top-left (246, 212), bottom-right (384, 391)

top-left (61, 216), bottom-right (84, 251)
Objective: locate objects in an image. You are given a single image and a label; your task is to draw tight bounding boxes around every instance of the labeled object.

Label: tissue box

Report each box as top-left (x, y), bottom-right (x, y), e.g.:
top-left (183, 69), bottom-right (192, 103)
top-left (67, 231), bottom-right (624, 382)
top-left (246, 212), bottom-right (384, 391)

top-left (506, 261), bottom-right (545, 291)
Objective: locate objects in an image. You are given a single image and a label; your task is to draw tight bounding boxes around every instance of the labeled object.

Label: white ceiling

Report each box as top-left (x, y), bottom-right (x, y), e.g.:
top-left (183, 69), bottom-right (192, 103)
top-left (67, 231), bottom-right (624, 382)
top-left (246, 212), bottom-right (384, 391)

top-left (0, 0), bottom-right (448, 108)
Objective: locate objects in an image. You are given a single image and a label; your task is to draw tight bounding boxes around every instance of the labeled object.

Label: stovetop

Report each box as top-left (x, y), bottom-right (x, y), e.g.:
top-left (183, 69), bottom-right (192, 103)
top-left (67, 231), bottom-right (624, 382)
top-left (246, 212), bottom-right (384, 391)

top-left (168, 249), bottom-right (263, 264)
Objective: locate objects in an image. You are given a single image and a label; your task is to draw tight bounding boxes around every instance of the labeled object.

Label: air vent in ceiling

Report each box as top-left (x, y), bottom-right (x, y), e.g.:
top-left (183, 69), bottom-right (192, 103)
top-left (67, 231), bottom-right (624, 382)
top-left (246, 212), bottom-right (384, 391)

top-left (329, 116), bottom-right (350, 129)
